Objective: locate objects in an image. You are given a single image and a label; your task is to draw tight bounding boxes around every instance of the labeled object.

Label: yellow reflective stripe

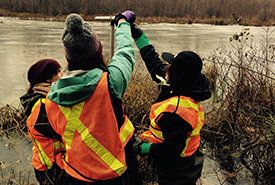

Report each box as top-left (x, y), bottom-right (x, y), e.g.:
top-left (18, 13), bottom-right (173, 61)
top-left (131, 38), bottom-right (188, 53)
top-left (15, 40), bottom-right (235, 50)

top-left (151, 128), bottom-right (164, 140)
top-left (153, 98), bottom-right (199, 120)
top-left (191, 111), bottom-right (204, 136)
top-left (120, 119), bottom-right (134, 145)
top-left (28, 98), bottom-right (46, 120)
top-left (180, 137), bottom-right (191, 157)
top-left (27, 99), bottom-right (41, 120)
top-left (32, 138), bottom-right (53, 169)
top-left (178, 99), bottom-right (199, 112)
top-left (53, 141), bottom-right (65, 151)
top-left (31, 99), bottom-right (41, 112)
top-left (59, 102), bottom-right (126, 176)
top-left (180, 104), bottom-right (204, 157)
top-left (60, 102), bottom-right (83, 149)
top-left (41, 98), bottom-right (45, 104)
top-left (153, 101), bottom-right (171, 120)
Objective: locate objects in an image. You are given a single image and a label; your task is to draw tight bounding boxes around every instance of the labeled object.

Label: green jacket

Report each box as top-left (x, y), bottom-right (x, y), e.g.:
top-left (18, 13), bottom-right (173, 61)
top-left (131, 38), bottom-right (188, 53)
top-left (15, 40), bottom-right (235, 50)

top-left (48, 22), bottom-right (134, 106)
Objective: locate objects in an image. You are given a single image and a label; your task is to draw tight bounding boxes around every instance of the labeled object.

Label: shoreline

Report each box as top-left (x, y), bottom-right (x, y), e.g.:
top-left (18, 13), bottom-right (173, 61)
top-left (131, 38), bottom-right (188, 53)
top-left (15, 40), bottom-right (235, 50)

top-left (1, 8), bottom-right (275, 26)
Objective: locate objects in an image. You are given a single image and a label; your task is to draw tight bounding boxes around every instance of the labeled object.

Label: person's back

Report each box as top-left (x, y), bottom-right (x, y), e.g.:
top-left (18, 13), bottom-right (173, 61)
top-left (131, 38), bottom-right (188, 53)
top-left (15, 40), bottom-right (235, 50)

top-left (131, 23), bottom-right (211, 185)
top-left (45, 12), bottom-right (141, 185)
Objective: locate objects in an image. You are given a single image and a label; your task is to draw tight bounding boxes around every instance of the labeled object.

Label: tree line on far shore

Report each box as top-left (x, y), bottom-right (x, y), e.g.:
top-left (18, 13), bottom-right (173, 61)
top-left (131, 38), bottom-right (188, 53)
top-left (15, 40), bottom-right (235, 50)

top-left (0, 0), bottom-right (274, 22)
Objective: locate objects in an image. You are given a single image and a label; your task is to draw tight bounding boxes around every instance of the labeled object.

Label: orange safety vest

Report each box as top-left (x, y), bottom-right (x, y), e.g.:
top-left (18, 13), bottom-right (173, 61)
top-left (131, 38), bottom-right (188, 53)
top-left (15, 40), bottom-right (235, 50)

top-left (141, 96), bottom-right (204, 157)
top-left (27, 98), bottom-right (65, 171)
top-left (45, 72), bottom-right (135, 182)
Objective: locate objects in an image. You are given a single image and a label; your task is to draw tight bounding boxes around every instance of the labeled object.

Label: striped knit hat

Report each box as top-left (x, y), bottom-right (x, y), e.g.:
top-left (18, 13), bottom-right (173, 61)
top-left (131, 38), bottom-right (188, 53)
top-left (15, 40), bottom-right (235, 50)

top-left (62, 13), bottom-right (103, 70)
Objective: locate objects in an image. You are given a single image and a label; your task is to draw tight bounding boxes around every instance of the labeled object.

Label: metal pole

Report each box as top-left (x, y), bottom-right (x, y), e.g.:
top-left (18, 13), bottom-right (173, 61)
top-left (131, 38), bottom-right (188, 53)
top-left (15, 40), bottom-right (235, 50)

top-left (95, 16), bottom-right (115, 60)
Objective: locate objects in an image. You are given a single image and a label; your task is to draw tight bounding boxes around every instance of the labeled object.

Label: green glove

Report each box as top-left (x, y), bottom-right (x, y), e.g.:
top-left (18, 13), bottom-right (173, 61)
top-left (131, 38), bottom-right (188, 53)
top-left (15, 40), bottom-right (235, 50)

top-left (140, 143), bottom-right (152, 155)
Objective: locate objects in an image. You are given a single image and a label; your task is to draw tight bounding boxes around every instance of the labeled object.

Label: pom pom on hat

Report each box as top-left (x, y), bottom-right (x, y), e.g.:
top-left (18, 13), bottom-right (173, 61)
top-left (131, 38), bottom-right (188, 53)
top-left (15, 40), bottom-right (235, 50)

top-left (62, 13), bottom-right (103, 70)
top-left (28, 59), bottom-right (61, 86)
top-left (65, 13), bottom-right (84, 34)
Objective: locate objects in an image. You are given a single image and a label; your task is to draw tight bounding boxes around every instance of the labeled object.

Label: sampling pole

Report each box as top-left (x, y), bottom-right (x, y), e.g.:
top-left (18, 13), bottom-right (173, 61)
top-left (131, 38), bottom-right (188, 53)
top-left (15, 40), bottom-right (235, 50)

top-left (94, 16), bottom-right (115, 60)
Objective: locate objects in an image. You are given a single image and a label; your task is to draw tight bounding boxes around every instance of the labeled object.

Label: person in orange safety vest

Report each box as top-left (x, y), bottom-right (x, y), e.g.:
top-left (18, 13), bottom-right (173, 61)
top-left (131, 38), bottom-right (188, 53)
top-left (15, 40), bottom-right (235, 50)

top-left (20, 59), bottom-right (65, 185)
top-left (45, 12), bottom-right (141, 185)
top-left (131, 23), bottom-right (212, 185)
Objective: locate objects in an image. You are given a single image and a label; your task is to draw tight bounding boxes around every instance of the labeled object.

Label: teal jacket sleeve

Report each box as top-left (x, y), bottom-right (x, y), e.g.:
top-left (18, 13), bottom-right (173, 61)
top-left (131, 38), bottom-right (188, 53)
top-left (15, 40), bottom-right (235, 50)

top-left (108, 22), bottom-right (135, 99)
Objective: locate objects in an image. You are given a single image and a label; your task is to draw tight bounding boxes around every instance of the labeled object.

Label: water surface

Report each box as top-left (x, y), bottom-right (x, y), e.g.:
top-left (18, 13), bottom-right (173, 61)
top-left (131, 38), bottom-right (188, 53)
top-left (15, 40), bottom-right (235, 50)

top-left (0, 17), bottom-right (274, 105)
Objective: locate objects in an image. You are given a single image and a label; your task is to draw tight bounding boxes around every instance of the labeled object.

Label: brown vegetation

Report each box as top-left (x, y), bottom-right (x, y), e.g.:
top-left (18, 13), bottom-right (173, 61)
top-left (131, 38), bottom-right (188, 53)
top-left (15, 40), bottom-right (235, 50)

top-left (0, 105), bottom-right (26, 136)
top-left (0, 0), bottom-right (275, 26)
top-left (201, 27), bottom-right (275, 185)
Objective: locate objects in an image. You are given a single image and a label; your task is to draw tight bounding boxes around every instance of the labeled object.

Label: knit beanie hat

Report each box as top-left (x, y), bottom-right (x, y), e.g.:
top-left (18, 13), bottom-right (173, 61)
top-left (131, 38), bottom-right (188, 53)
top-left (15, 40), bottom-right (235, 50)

top-left (62, 13), bottom-right (103, 70)
top-left (28, 59), bottom-right (61, 86)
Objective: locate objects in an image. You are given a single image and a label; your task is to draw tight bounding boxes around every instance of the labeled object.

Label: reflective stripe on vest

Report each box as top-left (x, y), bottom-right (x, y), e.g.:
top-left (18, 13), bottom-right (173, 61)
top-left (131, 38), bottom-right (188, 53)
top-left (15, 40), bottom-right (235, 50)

top-left (120, 116), bottom-right (135, 147)
top-left (141, 96), bottom-right (204, 157)
top-left (45, 72), bottom-right (134, 181)
top-left (27, 98), bottom-right (65, 170)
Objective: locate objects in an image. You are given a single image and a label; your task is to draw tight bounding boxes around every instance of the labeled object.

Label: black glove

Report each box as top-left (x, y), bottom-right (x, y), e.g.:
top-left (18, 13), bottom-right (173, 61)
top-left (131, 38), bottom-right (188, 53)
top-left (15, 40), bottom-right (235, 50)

top-left (112, 10), bottom-right (136, 26)
top-left (132, 136), bottom-right (143, 155)
top-left (131, 24), bottom-right (143, 39)
top-left (112, 13), bottom-right (126, 26)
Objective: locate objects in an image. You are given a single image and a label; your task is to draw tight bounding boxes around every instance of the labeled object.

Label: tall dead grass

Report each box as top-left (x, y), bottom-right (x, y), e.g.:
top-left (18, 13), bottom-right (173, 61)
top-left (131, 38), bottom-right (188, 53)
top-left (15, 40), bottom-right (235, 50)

top-left (202, 27), bottom-right (275, 184)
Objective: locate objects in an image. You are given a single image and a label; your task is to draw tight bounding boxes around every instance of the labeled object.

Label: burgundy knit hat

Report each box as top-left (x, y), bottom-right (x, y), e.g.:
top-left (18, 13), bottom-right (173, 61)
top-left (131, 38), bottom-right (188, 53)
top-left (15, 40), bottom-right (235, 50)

top-left (62, 13), bottom-right (103, 70)
top-left (28, 59), bottom-right (61, 85)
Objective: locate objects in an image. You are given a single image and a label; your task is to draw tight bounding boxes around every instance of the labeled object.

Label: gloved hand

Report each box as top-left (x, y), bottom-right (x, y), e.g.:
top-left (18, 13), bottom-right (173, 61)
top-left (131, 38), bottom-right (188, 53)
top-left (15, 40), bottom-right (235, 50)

top-left (131, 24), bottom-right (143, 39)
top-left (113, 10), bottom-right (136, 26)
top-left (122, 10), bottom-right (136, 24)
top-left (133, 136), bottom-right (143, 154)
top-left (140, 143), bottom-right (152, 155)
top-left (133, 136), bottom-right (152, 155)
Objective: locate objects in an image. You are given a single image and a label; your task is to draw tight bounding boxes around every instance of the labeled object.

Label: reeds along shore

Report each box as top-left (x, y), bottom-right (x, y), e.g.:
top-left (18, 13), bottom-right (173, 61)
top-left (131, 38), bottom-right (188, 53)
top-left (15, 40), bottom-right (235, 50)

top-left (0, 0), bottom-right (275, 26)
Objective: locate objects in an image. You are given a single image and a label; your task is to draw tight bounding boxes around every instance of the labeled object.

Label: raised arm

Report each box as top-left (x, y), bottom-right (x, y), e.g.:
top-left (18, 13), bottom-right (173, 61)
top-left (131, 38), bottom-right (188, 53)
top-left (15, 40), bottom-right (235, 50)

top-left (131, 24), bottom-right (168, 83)
top-left (108, 15), bottom-right (135, 99)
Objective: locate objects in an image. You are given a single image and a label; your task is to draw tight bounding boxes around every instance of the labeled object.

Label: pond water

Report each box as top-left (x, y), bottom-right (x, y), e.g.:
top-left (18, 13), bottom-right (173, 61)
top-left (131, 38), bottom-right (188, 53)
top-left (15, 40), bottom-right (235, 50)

top-left (0, 132), bottom-right (36, 184)
top-left (0, 16), bottom-right (274, 106)
top-left (0, 16), bottom-right (273, 184)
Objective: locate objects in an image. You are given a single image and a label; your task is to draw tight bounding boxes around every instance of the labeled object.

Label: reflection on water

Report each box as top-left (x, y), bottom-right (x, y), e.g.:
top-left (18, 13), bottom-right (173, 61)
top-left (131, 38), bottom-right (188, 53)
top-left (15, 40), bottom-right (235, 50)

top-left (0, 17), bottom-right (274, 106)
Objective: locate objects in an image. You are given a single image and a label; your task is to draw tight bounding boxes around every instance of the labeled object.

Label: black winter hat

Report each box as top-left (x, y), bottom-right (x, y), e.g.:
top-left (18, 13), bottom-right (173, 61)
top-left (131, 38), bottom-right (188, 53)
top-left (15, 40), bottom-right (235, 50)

top-left (162, 51), bottom-right (203, 78)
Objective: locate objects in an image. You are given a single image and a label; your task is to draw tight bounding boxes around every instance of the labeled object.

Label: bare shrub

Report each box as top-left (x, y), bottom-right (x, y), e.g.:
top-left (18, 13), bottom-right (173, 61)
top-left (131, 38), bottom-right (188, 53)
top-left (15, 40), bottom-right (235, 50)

top-left (0, 105), bottom-right (26, 135)
top-left (202, 27), bottom-right (275, 184)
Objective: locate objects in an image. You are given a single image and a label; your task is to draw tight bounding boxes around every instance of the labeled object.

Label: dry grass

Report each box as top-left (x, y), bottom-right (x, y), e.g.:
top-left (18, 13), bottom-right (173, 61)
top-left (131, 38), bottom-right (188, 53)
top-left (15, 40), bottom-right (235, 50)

top-left (0, 105), bottom-right (27, 136)
top-left (202, 27), bottom-right (275, 185)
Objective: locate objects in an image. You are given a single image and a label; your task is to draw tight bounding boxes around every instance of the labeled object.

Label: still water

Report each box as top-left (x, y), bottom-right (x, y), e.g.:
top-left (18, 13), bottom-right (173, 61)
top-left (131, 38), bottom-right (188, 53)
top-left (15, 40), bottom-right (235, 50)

top-left (0, 16), bottom-right (274, 105)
